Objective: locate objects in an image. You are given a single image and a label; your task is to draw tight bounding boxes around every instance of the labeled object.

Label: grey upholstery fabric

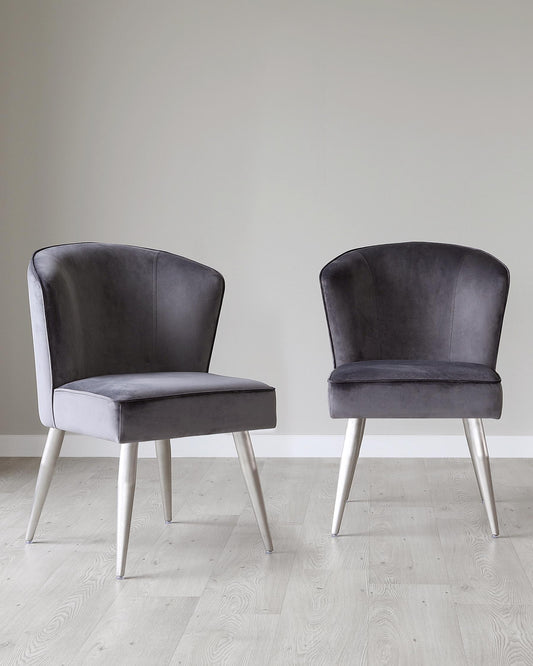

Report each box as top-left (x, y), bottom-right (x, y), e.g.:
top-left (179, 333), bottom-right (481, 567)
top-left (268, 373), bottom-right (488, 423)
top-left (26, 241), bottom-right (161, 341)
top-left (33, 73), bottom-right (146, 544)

top-left (320, 242), bottom-right (509, 419)
top-left (54, 372), bottom-right (276, 443)
top-left (329, 360), bottom-right (502, 418)
top-left (29, 243), bottom-right (276, 441)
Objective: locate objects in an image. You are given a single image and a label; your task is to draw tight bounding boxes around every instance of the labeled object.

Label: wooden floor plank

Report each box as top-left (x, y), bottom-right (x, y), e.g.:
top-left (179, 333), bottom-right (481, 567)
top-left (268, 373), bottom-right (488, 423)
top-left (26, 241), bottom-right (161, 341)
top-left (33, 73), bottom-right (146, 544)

top-left (368, 583), bottom-right (467, 666)
top-left (121, 514), bottom-right (238, 597)
top-left (371, 459), bottom-right (432, 507)
top-left (74, 596), bottom-right (198, 665)
top-left (437, 514), bottom-right (533, 605)
top-left (170, 598), bottom-right (279, 666)
top-left (456, 603), bottom-right (533, 665)
top-left (369, 506), bottom-right (448, 586)
top-left (2, 550), bottom-right (121, 665)
top-left (258, 458), bottom-right (321, 525)
top-left (269, 567), bottom-right (368, 665)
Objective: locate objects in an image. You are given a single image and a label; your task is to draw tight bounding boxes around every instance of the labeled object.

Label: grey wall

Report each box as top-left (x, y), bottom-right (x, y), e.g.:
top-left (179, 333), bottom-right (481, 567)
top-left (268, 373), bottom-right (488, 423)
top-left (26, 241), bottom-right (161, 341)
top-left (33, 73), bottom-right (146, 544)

top-left (1, 0), bottom-right (531, 438)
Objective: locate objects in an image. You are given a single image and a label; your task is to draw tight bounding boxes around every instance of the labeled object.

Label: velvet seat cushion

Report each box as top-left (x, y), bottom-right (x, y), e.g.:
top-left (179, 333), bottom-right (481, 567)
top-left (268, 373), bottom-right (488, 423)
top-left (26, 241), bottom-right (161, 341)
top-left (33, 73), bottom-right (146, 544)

top-left (328, 360), bottom-right (502, 418)
top-left (53, 372), bottom-right (276, 443)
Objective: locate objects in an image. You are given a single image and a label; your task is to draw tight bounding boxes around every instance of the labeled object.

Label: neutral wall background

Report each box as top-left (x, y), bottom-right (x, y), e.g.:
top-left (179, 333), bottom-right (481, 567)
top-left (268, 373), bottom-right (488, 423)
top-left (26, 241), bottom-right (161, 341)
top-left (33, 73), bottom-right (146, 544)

top-left (1, 0), bottom-right (531, 440)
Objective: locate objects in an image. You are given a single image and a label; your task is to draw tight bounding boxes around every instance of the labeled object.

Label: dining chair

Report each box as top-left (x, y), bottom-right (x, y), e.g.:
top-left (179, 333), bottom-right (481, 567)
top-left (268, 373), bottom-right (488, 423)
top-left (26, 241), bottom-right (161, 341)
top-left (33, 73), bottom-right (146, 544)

top-left (320, 241), bottom-right (509, 537)
top-left (27, 242), bottom-right (275, 578)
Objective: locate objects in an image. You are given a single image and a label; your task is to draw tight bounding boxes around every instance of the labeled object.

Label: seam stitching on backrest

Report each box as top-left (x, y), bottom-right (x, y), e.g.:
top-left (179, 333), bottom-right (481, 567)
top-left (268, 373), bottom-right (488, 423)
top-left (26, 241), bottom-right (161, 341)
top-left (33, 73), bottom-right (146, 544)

top-left (357, 250), bottom-right (381, 361)
top-left (448, 252), bottom-right (467, 361)
top-left (152, 252), bottom-right (159, 368)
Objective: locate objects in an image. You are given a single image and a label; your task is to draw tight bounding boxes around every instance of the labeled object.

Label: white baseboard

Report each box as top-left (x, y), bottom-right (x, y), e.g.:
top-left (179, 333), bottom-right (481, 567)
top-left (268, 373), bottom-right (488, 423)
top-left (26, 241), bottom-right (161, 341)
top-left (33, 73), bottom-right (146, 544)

top-left (1, 433), bottom-right (533, 458)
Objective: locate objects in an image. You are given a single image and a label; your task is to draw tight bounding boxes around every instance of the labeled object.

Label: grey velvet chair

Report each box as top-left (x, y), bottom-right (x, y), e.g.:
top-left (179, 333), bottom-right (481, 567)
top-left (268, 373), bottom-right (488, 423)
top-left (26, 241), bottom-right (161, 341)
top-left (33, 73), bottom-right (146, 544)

top-left (320, 242), bottom-right (509, 537)
top-left (27, 242), bottom-right (276, 578)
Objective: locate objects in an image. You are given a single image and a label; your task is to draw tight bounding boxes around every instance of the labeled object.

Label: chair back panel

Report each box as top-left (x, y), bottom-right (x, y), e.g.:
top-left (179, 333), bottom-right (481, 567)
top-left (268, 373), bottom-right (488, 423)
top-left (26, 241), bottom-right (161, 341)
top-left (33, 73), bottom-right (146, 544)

top-left (320, 242), bottom-right (509, 368)
top-left (29, 243), bottom-right (224, 427)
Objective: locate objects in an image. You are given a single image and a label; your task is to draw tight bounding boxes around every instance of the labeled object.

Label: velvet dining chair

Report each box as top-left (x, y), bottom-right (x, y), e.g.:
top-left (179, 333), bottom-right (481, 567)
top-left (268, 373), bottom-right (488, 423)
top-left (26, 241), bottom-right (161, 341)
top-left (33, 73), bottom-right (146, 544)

top-left (320, 242), bottom-right (509, 537)
top-left (26, 242), bottom-right (276, 578)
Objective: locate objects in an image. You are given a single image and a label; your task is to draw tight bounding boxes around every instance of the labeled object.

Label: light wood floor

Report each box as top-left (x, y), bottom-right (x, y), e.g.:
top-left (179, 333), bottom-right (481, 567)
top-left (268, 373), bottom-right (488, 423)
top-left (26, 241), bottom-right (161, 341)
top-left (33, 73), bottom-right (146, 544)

top-left (2, 456), bottom-right (533, 665)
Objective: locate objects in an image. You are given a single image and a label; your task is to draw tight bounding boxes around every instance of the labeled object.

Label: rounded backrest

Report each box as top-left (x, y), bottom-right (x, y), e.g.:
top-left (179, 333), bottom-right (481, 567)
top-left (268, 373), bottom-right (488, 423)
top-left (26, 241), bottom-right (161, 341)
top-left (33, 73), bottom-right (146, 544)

top-left (320, 242), bottom-right (509, 368)
top-left (28, 243), bottom-right (225, 427)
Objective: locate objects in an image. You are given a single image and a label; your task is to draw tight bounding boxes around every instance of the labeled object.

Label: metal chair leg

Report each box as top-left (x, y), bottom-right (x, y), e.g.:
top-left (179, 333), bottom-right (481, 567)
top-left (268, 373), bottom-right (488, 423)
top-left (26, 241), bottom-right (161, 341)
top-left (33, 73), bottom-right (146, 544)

top-left (331, 418), bottom-right (366, 536)
top-left (116, 442), bottom-right (139, 579)
top-left (155, 439), bottom-right (172, 523)
top-left (26, 428), bottom-right (65, 543)
top-left (463, 418), bottom-right (499, 537)
top-left (233, 431), bottom-right (273, 553)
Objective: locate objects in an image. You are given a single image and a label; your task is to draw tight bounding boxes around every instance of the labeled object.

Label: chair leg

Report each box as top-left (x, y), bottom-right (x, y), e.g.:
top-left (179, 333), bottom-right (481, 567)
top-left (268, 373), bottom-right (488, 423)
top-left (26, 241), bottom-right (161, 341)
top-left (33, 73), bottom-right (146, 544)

top-left (463, 418), bottom-right (499, 537)
top-left (331, 418), bottom-right (366, 537)
top-left (463, 425), bottom-right (485, 504)
top-left (116, 442), bottom-right (139, 579)
top-left (155, 439), bottom-right (172, 523)
top-left (26, 428), bottom-right (65, 543)
top-left (233, 431), bottom-right (273, 553)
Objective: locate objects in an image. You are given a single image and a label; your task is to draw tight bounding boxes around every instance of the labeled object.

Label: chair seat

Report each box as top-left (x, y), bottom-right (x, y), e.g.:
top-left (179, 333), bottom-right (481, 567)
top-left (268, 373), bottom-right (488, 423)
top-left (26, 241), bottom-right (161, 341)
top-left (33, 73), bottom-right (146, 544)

top-left (53, 372), bottom-right (276, 443)
top-left (328, 360), bottom-right (502, 418)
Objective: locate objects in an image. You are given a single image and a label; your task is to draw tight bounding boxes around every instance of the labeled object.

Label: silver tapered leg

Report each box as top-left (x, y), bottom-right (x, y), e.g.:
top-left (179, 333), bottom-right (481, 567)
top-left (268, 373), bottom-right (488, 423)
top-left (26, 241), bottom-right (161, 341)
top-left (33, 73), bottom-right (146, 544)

top-left (116, 442), bottom-right (139, 579)
top-left (467, 435), bottom-right (485, 504)
top-left (233, 431), bottom-right (273, 553)
top-left (463, 418), bottom-right (499, 537)
top-left (26, 428), bottom-right (65, 543)
top-left (155, 439), bottom-right (172, 523)
top-left (331, 418), bottom-right (366, 536)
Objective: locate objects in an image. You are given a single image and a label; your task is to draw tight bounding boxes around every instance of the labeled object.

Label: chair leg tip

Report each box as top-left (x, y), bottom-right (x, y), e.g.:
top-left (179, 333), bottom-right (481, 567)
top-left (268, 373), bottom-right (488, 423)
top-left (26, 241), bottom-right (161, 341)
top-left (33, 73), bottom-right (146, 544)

top-left (492, 533), bottom-right (499, 538)
top-left (116, 575), bottom-right (124, 580)
top-left (25, 539), bottom-right (33, 544)
top-left (165, 520), bottom-right (172, 524)
top-left (331, 533), bottom-right (339, 537)
top-left (265, 549), bottom-right (273, 554)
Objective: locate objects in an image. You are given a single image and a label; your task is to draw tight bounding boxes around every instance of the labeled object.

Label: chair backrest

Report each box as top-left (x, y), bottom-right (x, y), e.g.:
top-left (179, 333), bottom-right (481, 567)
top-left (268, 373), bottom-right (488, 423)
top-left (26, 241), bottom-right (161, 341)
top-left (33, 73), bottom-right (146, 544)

top-left (320, 242), bottom-right (509, 369)
top-left (28, 243), bottom-right (225, 427)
